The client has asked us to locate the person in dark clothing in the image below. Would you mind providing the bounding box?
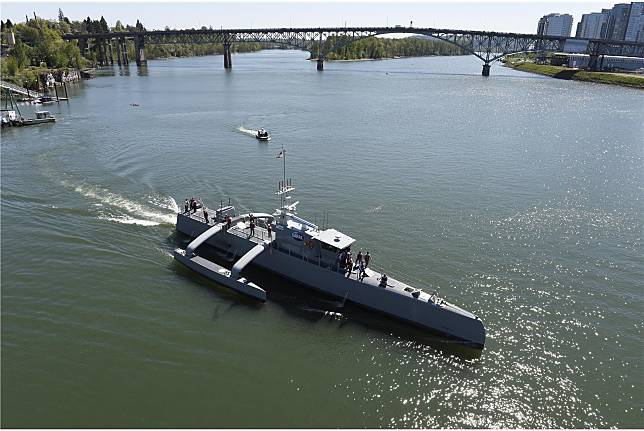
[249,220,255,237]
[226,215,232,230]
[203,209,209,224]
[358,260,366,282]
[378,273,388,288]
[184,199,189,214]
[267,223,272,239]
[338,250,347,270]
[364,251,371,268]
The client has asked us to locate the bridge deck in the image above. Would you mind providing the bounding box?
[1,80,43,98]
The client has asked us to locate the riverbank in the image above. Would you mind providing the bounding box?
[504,61,644,89]
[309,54,467,63]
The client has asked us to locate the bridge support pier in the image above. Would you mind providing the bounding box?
[223,43,232,69]
[135,35,147,67]
[97,39,105,66]
[116,39,122,66]
[482,63,491,76]
[317,58,324,71]
[108,40,114,65]
[121,39,129,66]
[588,54,605,71]
[79,39,87,58]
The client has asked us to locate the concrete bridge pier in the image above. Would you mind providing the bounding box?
[79,39,87,58]
[482,63,491,76]
[96,39,104,66]
[135,35,147,66]
[120,38,129,66]
[317,57,324,71]
[223,43,232,69]
[588,54,605,71]
[115,39,122,66]
[108,40,114,65]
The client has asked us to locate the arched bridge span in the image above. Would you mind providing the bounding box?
[63,26,644,76]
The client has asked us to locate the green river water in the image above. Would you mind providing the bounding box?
[1,50,642,428]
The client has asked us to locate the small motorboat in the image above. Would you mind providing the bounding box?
[40,95,56,105]
[21,111,56,126]
[256,128,271,141]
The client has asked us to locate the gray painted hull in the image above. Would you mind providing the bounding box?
[176,213,485,348]
[174,249,267,301]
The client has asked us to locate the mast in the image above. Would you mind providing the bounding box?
[275,144,296,213]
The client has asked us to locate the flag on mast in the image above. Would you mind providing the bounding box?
[276,150,283,159]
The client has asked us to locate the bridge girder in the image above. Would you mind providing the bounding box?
[63,27,644,63]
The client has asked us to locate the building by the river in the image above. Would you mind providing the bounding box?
[537,13,574,37]
[575,2,644,42]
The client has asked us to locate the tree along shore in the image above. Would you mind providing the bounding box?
[1,12,463,91]
[503,55,644,90]
[0,13,261,90]
[309,35,464,60]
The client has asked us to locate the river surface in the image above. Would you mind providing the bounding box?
[1,50,642,428]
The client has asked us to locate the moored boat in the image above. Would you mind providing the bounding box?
[21,111,56,125]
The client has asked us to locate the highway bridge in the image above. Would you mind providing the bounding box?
[62,26,644,76]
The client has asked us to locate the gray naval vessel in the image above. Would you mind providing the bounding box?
[174,157,485,349]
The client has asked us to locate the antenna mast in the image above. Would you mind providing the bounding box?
[275,144,296,212]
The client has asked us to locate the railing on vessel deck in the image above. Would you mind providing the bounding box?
[186,210,439,299]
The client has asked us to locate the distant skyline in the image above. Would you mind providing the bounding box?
[1,2,624,35]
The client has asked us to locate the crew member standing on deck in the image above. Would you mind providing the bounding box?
[338,250,347,269]
[355,250,364,270]
[184,199,189,214]
[249,219,255,237]
[358,259,366,282]
[345,255,353,277]
[267,223,272,239]
[203,208,209,224]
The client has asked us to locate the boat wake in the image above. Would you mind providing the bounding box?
[236,126,258,137]
[61,177,179,227]
[301,306,346,320]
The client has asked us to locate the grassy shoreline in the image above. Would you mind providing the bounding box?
[504,61,644,89]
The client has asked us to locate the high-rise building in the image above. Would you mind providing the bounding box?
[625,2,644,41]
[537,13,574,37]
[576,12,610,38]
[574,3,644,41]
[603,3,632,40]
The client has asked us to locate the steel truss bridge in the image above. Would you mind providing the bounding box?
[63,26,644,75]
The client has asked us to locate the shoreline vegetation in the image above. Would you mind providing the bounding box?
[6,12,638,91]
[0,12,265,90]
[503,55,644,90]
[1,12,464,91]
[308,35,464,61]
